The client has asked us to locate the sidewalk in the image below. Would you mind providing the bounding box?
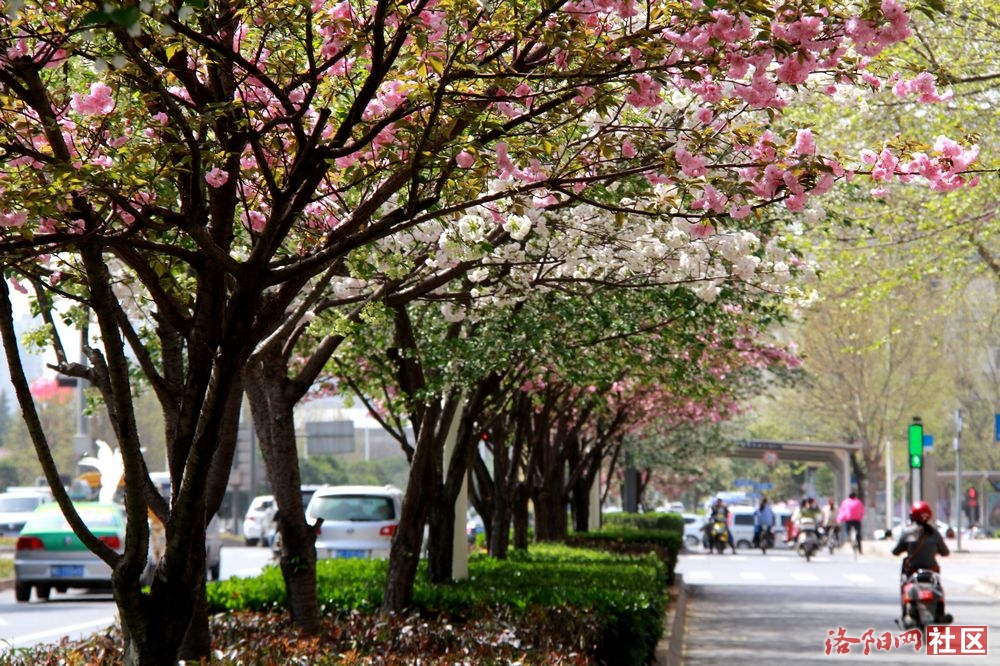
[659,536,1000,665]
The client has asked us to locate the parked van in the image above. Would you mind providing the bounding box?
[729,505,793,549]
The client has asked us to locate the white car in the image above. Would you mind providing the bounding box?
[729,505,793,549]
[681,513,704,548]
[242,495,277,547]
[306,485,403,559]
[0,491,53,537]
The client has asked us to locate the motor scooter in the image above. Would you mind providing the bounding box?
[899,569,953,629]
[708,519,730,554]
[796,518,820,561]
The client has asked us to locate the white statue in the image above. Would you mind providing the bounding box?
[78,440,125,503]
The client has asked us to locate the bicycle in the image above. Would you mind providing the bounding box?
[845,522,861,559]
[825,525,841,554]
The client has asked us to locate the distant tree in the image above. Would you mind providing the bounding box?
[347,458,410,489]
[298,455,348,486]
[0,460,21,489]
[0,390,10,446]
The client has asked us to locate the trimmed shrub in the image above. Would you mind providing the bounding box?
[602,510,685,535]
[206,544,668,665]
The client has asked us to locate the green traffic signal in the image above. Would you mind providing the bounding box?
[908,422,923,469]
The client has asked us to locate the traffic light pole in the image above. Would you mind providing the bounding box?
[909,418,923,503]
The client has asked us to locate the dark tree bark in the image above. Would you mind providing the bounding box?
[244,342,324,633]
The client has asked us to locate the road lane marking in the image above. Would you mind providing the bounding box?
[791,572,819,582]
[844,574,873,584]
[1,617,116,650]
[739,571,765,581]
[684,571,713,580]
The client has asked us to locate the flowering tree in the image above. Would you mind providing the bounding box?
[0,0,979,660]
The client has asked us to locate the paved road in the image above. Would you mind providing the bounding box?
[677,538,1000,664]
[0,545,274,652]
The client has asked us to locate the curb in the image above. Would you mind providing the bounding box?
[655,573,687,666]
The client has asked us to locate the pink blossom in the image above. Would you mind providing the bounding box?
[0,210,28,227]
[8,277,27,294]
[776,51,817,85]
[785,192,808,211]
[793,129,816,156]
[70,82,115,116]
[624,74,663,108]
[860,71,882,90]
[692,184,727,213]
[892,72,951,102]
[729,204,751,220]
[245,210,267,232]
[621,139,637,159]
[811,172,836,196]
[675,145,706,178]
[689,221,715,238]
[205,168,230,188]
[495,142,520,180]
[871,148,898,181]
[573,86,596,104]
[456,150,474,168]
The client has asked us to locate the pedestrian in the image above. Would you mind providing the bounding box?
[821,497,839,546]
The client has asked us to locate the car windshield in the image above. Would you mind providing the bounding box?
[0,496,42,512]
[251,498,274,512]
[27,507,120,531]
[311,495,395,522]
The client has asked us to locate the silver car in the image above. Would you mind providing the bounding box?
[306,485,403,559]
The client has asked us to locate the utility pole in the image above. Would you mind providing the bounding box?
[954,409,963,552]
[71,325,92,458]
[885,440,893,533]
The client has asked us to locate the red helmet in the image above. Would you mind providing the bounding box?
[910,500,932,524]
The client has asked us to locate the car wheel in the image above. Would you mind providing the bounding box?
[736,540,751,550]
[209,561,221,581]
[685,535,700,548]
[245,537,259,547]
[35,585,51,601]
[15,582,31,602]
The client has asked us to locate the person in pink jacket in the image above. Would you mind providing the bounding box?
[838,492,865,554]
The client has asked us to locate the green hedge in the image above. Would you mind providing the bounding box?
[601,510,685,535]
[207,544,667,665]
[575,512,684,586]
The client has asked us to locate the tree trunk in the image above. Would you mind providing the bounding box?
[512,481,530,550]
[533,481,568,541]
[571,477,591,533]
[383,419,441,613]
[425,482,452,583]
[245,353,321,633]
[116,528,206,665]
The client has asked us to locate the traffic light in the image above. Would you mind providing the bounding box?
[908,420,923,469]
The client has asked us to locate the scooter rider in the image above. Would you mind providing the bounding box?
[705,497,737,554]
[794,497,821,549]
[892,501,951,620]
[753,496,776,548]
